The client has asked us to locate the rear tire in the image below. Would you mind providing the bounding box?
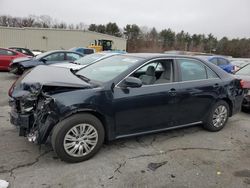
[51,113,104,163]
[203,101,229,132]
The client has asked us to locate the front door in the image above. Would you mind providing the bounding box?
[113,59,179,137]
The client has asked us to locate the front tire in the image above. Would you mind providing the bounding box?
[51,113,104,163]
[10,65,24,75]
[203,101,229,132]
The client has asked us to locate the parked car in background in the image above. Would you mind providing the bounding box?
[234,63,250,111]
[9,50,83,75]
[9,47,35,57]
[9,54,244,162]
[197,55,236,73]
[52,52,125,70]
[32,50,44,56]
[231,60,249,71]
[0,48,29,71]
[70,47,95,55]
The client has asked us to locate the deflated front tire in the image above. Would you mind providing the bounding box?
[51,113,105,163]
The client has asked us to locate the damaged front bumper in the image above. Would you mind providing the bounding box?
[9,94,58,144]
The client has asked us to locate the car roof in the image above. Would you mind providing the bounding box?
[70,47,94,50]
[39,50,83,56]
[0,47,15,51]
[48,50,82,53]
[195,55,229,60]
[98,51,124,56]
[0,47,22,53]
[121,53,205,60]
[9,47,29,50]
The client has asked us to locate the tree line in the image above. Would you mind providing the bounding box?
[0,15,250,57]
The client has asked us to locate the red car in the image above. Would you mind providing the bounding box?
[0,48,29,71]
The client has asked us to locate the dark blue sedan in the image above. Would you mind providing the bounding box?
[9,53,244,162]
[9,50,83,75]
[197,55,235,73]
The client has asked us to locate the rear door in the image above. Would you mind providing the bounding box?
[174,58,221,125]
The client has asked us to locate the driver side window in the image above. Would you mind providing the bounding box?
[131,59,173,85]
[44,53,65,61]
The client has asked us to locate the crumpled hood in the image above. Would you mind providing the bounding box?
[12,56,33,63]
[9,65,92,99]
[12,58,42,68]
[51,62,86,70]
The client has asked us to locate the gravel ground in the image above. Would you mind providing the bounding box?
[0,71,249,188]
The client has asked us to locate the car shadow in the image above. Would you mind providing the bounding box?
[0,71,18,80]
[107,125,203,148]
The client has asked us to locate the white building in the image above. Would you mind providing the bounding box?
[0,26,127,51]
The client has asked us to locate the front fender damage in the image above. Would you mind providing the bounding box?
[10,82,60,144]
[28,95,59,144]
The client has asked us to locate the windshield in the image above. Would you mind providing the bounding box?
[76,55,143,82]
[75,53,105,65]
[35,51,53,59]
[236,64,250,75]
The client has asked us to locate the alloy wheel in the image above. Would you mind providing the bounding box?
[212,105,228,128]
[63,124,98,157]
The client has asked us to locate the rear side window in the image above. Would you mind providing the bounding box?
[76,49,84,54]
[217,58,229,66]
[66,53,82,61]
[177,59,218,81]
[0,49,16,55]
[210,58,218,65]
[84,49,94,54]
[207,68,219,79]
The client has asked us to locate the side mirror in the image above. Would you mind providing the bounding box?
[122,77,142,88]
[40,58,47,63]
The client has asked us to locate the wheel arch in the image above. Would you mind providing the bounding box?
[220,98,233,116]
[60,109,109,140]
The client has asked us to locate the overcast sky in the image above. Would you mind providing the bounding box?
[0,0,250,39]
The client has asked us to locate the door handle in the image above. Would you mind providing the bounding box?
[168,88,177,96]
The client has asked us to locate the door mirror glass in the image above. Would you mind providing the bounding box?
[122,77,142,88]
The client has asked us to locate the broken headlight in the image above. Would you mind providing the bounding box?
[20,99,36,113]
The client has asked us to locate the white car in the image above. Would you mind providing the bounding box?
[51,52,123,70]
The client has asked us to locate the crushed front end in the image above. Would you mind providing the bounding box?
[9,82,59,144]
[8,65,96,145]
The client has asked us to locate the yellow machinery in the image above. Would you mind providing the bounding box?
[88,39,113,52]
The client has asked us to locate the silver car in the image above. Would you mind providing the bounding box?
[51,52,124,70]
